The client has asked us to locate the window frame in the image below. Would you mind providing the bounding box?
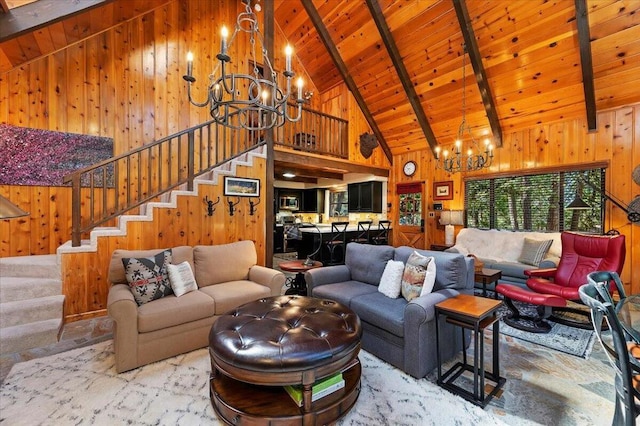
[463,162,607,234]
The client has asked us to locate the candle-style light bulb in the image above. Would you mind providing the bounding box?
[221,26,229,55]
[285,45,293,73]
[297,77,304,101]
[443,150,449,159]
[467,149,473,157]
[186,52,193,77]
[435,146,441,159]
[454,139,461,154]
[262,90,269,105]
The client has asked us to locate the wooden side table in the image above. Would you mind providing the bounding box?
[474,268,502,298]
[279,260,323,296]
[435,294,505,408]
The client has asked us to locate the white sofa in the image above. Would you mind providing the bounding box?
[446,228,562,289]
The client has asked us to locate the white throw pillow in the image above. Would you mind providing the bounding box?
[378,260,405,299]
[420,257,437,296]
[167,261,198,297]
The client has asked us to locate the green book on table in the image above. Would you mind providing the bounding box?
[284,372,345,407]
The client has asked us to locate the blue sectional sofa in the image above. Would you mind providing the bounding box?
[304,242,474,378]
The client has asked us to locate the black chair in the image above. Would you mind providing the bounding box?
[579,274,640,426]
[325,221,349,265]
[351,220,372,244]
[371,220,391,245]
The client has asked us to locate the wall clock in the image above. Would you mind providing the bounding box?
[403,160,417,177]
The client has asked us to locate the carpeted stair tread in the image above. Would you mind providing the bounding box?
[0,277,61,302]
[0,295,65,328]
[0,318,63,355]
[0,255,59,278]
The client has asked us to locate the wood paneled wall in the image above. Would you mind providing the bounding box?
[391,104,640,294]
[59,155,267,321]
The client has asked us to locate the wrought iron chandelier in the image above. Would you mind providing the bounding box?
[183,0,303,131]
[435,45,493,173]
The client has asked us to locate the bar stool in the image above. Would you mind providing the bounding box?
[351,220,372,244]
[371,220,391,245]
[325,221,349,265]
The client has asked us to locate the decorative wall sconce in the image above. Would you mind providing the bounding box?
[249,198,261,216]
[227,197,241,216]
[203,196,220,216]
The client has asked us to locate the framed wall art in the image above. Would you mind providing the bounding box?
[433,181,454,200]
[224,177,260,197]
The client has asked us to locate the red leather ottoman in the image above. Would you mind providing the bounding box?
[496,283,566,333]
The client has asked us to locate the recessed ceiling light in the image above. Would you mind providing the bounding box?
[282,172,296,178]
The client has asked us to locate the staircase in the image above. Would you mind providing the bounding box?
[0,255,64,355]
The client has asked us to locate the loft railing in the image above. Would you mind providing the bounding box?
[63,107,348,246]
[274,106,348,158]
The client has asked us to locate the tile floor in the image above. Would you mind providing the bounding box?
[0,259,615,425]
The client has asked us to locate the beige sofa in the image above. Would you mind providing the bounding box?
[107,240,285,373]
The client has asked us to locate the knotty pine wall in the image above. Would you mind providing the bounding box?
[0,0,363,259]
[60,155,267,321]
[391,104,639,294]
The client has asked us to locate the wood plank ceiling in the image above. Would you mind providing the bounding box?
[1,0,639,159]
[275,0,640,156]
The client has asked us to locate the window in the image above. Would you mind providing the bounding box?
[465,168,604,233]
[329,190,348,217]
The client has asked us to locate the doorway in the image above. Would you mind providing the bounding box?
[396,182,425,249]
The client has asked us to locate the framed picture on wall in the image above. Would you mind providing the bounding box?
[224,177,260,197]
[433,181,453,200]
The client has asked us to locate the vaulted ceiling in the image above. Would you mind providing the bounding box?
[275,0,640,157]
[2,0,639,160]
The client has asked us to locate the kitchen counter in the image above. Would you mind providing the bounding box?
[295,223,392,263]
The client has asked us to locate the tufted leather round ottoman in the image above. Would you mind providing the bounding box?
[208,295,362,425]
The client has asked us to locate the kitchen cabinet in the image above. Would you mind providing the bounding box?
[348,181,382,213]
[301,189,325,213]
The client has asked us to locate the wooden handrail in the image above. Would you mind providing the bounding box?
[63,108,349,247]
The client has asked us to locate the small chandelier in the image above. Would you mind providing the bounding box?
[434,45,493,173]
[183,0,303,131]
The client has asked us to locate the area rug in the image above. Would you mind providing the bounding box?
[0,340,518,426]
[488,293,596,359]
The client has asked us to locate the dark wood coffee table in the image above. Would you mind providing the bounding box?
[209,295,362,425]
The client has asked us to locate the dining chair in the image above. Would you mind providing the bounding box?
[351,220,372,244]
[324,221,349,265]
[579,279,640,426]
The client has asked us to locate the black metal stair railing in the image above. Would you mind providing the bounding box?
[62,106,348,247]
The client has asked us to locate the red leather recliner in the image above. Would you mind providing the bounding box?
[497,231,626,332]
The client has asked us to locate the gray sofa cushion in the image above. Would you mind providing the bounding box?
[345,243,395,286]
[351,292,407,337]
[312,280,378,307]
[394,247,469,291]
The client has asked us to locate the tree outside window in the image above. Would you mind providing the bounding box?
[465,168,604,233]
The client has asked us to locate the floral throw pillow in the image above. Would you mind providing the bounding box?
[401,251,433,302]
[122,249,173,306]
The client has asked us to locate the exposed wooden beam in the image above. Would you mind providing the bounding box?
[275,150,390,178]
[0,0,9,14]
[301,0,393,164]
[275,164,343,180]
[452,0,503,147]
[365,0,438,157]
[575,0,597,131]
[0,0,110,42]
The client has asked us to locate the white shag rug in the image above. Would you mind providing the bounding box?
[0,341,520,426]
